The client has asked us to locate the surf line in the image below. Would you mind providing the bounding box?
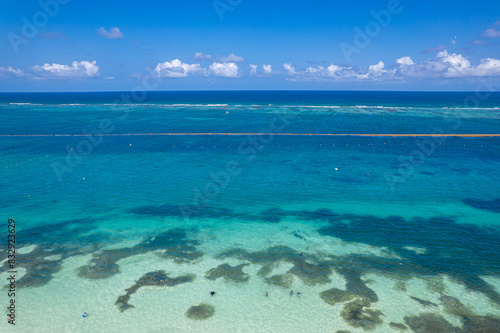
[0,133,499,138]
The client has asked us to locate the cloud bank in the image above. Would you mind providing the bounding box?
[154,59,203,78]
[32,61,100,78]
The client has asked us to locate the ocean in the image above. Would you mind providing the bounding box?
[0,91,499,332]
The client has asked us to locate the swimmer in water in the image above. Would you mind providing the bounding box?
[294,249,297,252]
[290,290,294,295]
[210,290,216,296]
[82,312,87,318]
[265,292,268,297]
[307,246,309,250]
[298,292,302,297]
[300,252,304,256]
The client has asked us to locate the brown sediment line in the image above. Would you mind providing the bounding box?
[0,133,498,138]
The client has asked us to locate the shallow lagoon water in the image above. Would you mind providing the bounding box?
[0,91,499,332]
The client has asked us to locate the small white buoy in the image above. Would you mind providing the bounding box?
[335,168,338,171]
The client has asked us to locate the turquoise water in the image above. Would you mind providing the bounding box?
[1,91,499,332]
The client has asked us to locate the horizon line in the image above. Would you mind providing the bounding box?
[1,89,500,94]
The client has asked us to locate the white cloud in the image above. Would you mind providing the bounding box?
[32,60,100,78]
[249,64,258,76]
[478,21,500,39]
[195,52,212,60]
[437,50,471,77]
[263,64,272,75]
[154,59,203,78]
[97,27,124,39]
[283,63,296,75]
[396,56,414,66]
[210,62,239,78]
[395,51,500,78]
[368,61,386,76]
[482,28,500,38]
[249,64,272,76]
[0,66,26,77]
[218,53,244,62]
[437,51,500,77]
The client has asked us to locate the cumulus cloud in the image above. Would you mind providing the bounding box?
[218,53,244,62]
[154,59,203,78]
[97,27,124,39]
[283,63,296,75]
[32,60,100,78]
[210,62,239,77]
[40,32,67,40]
[396,56,415,66]
[249,64,272,76]
[195,52,212,60]
[437,51,500,77]
[263,64,272,75]
[249,64,258,76]
[394,51,500,78]
[0,66,26,77]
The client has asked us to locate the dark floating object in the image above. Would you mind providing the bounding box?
[410,296,438,307]
[115,270,195,312]
[185,303,215,320]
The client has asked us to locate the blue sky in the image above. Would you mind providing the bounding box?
[1,0,500,91]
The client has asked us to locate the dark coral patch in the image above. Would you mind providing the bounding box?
[315,211,500,303]
[440,295,473,318]
[185,303,215,320]
[260,207,285,223]
[1,218,102,288]
[115,270,195,312]
[205,263,249,283]
[462,315,500,333]
[463,198,500,213]
[78,228,203,279]
[439,295,500,332]
[216,245,334,286]
[319,288,357,306]
[389,322,408,331]
[340,298,384,331]
[265,274,293,288]
[404,313,460,333]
